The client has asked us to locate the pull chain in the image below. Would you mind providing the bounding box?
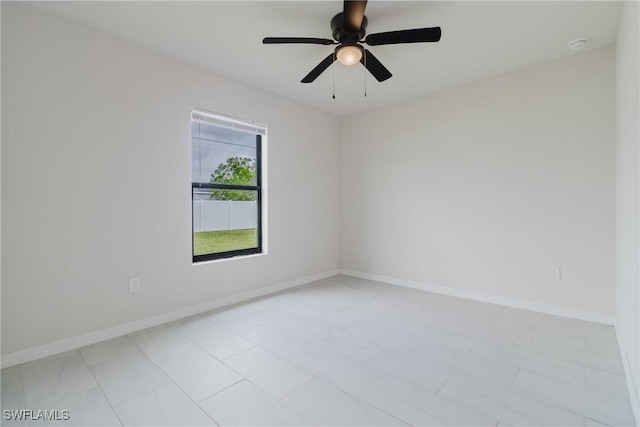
[332,51,336,99]
[364,49,367,97]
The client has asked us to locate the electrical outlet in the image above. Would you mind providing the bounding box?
[129,277,141,293]
[355,246,362,256]
[548,266,561,281]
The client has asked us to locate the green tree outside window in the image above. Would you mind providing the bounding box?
[209,157,257,201]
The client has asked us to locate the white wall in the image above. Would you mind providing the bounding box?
[341,46,616,315]
[615,0,640,419]
[1,3,341,355]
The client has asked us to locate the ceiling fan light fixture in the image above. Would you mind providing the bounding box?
[336,45,362,66]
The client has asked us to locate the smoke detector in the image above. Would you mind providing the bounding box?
[567,39,588,51]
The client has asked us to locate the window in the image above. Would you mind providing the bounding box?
[191,110,265,262]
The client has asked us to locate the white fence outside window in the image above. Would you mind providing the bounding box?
[193,200,257,232]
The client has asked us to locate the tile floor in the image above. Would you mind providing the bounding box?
[1,275,635,426]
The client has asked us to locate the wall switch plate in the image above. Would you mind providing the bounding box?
[129,277,141,293]
[355,246,362,256]
[548,266,561,281]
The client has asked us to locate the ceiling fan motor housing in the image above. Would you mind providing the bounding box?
[331,13,368,43]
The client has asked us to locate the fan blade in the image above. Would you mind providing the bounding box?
[343,0,368,33]
[360,49,392,82]
[263,37,336,45]
[301,53,336,83]
[365,27,441,46]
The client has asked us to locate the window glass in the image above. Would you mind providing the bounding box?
[191,111,263,262]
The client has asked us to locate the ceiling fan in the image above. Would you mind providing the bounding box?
[262,0,441,83]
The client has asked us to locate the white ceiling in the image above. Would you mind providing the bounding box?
[28,1,623,116]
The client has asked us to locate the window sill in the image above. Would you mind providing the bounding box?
[192,252,266,266]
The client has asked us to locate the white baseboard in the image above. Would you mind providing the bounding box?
[340,269,616,325]
[0,269,340,369]
[616,322,640,426]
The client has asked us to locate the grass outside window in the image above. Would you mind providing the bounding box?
[193,228,257,256]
